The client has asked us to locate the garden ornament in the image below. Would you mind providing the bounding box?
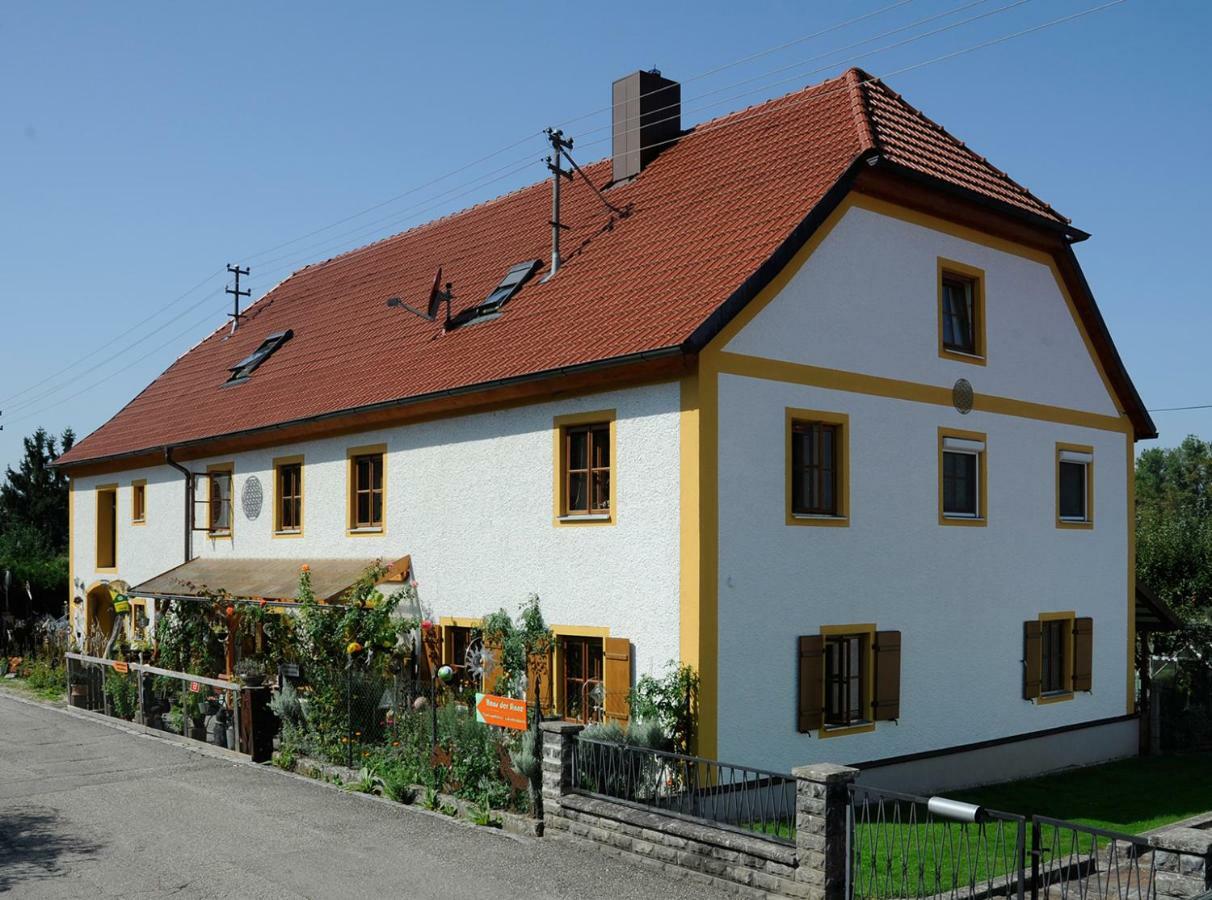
[437,664,454,683]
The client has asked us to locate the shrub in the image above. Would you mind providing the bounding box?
[24,660,66,697]
[628,661,699,753]
[103,669,138,720]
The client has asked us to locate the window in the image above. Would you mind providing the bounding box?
[207,466,233,535]
[786,410,848,526]
[824,633,865,727]
[448,259,542,328]
[96,485,117,569]
[1023,614,1092,702]
[131,481,146,525]
[1057,444,1093,527]
[348,446,385,533]
[559,635,605,724]
[938,259,985,363]
[939,429,986,524]
[797,627,900,736]
[1041,618,1068,694]
[274,457,303,535]
[554,411,616,523]
[227,330,293,383]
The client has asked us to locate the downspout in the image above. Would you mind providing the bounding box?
[164,447,193,565]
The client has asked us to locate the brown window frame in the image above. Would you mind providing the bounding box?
[207,467,233,536]
[131,481,146,525]
[95,485,118,570]
[555,414,615,525]
[937,259,986,364]
[349,450,385,532]
[1041,617,1070,695]
[791,421,840,516]
[559,635,606,724]
[274,458,303,535]
[823,633,867,727]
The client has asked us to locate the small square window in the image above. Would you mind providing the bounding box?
[791,422,839,516]
[208,469,232,535]
[132,482,146,524]
[1057,446,1093,526]
[348,449,385,532]
[275,459,303,534]
[554,413,615,523]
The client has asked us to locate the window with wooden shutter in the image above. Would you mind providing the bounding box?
[603,636,631,725]
[1072,617,1093,692]
[1023,620,1042,700]
[482,637,506,694]
[418,623,443,680]
[872,631,901,721]
[797,635,824,733]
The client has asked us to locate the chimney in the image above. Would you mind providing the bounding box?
[612,69,680,184]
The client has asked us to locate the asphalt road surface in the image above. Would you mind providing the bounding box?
[0,693,725,899]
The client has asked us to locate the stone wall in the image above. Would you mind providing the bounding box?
[540,722,855,900]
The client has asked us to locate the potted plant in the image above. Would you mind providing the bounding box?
[235,657,268,688]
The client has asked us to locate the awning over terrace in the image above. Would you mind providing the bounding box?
[1136,581,1183,633]
[129,555,411,605]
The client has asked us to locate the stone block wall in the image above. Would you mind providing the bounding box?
[539,722,857,900]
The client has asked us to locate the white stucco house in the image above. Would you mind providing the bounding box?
[55,67,1155,790]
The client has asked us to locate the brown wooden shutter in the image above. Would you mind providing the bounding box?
[441,627,455,667]
[419,624,443,680]
[872,631,901,721]
[1023,620,1042,700]
[1072,617,1094,692]
[798,635,824,733]
[603,637,632,724]
[481,637,505,694]
[526,649,553,715]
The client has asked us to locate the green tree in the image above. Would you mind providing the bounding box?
[1136,435,1212,625]
[0,427,75,551]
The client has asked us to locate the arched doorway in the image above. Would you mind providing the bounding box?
[84,583,119,656]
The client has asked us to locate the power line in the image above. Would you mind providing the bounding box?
[1148,405,1212,413]
[9,0,1127,428]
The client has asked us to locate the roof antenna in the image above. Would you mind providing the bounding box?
[387,266,453,326]
[225,264,250,334]
[543,128,573,282]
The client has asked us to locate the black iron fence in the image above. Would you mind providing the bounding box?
[571,736,798,845]
[851,783,1202,900]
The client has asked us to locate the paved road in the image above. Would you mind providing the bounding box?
[0,694,724,899]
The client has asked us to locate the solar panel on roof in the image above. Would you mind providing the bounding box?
[227,330,293,383]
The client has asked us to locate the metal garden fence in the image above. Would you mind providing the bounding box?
[571,736,798,844]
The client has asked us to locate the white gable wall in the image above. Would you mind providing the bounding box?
[724,203,1121,417]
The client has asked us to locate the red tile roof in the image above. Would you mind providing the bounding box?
[57,69,1120,466]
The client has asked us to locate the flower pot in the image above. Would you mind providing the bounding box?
[69,684,89,708]
[241,674,266,688]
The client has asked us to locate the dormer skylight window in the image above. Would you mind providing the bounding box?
[227,329,292,383]
[447,260,542,329]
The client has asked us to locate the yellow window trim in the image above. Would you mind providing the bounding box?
[817,623,877,739]
[130,479,147,526]
[785,408,850,527]
[346,444,387,537]
[552,410,617,526]
[1036,610,1076,704]
[206,463,234,539]
[937,257,987,366]
[273,454,305,538]
[938,427,988,527]
[1055,442,1094,530]
[95,483,119,573]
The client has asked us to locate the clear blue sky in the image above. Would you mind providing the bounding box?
[2,0,1208,470]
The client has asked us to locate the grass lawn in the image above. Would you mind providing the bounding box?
[953,752,1212,834]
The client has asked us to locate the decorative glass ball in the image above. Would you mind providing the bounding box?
[437,665,454,683]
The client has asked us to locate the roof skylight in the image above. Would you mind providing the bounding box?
[227,330,293,383]
[447,260,542,329]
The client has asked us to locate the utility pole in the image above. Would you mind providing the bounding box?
[226,264,250,332]
[544,128,573,281]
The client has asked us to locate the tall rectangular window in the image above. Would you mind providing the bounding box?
[275,459,303,535]
[939,431,986,523]
[1057,445,1093,526]
[560,635,605,723]
[208,468,232,535]
[563,423,610,516]
[938,260,985,363]
[96,486,117,569]
[791,421,838,516]
[131,481,146,524]
[350,450,385,531]
[824,633,866,727]
[1041,618,1069,694]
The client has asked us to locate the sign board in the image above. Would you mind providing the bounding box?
[113,661,129,674]
[189,681,201,694]
[475,692,528,731]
